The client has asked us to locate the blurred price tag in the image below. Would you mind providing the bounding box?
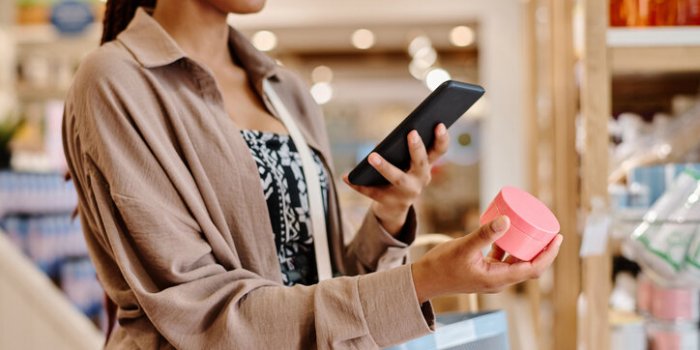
[580,211,611,257]
[51,1,94,35]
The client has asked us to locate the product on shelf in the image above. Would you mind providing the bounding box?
[687,233,700,277]
[16,0,107,27]
[610,0,639,26]
[1,214,87,278]
[0,171,78,216]
[628,170,700,284]
[16,1,51,25]
[610,0,700,27]
[610,101,700,184]
[60,257,104,320]
[610,311,647,350]
[631,272,700,350]
[677,0,700,25]
[0,170,102,325]
[648,0,678,26]
[636,273,653,315]
[647,321,700,350]
[629,164,700,206]
[648,282,700,322]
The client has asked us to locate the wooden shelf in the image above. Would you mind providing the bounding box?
[608,27,700,74]
[608,27,700,47]
[16,83,69,101]
[13,23,100,48]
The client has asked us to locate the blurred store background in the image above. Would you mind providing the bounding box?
[0,0,700,350]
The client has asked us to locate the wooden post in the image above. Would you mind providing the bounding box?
[523,0,544,348]
[549,0,582,349]
[580,0,612,349]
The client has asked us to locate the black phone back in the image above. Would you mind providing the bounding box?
[348,80,485,186]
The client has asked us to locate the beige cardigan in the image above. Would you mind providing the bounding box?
[62,9,433,350]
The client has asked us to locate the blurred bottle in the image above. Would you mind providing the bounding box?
[648,0,678,26]
[613,0,700,27]
[677,0,700,25]
[611,0,625,26]
[638,0,652,26]
[611,0,641,26]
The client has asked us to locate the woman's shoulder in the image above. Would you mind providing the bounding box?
[70,41,145,97]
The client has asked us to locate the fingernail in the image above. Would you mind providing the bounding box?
[491,216,509,232]
[438,124,447,135]
[369,153,382,166]
[410,131,420,145]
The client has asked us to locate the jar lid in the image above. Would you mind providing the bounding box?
[496,186,560,241]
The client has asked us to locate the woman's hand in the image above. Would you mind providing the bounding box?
[412,216,563,303]
[343,124,450,235]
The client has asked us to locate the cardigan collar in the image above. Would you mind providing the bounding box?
[117,7,279,83]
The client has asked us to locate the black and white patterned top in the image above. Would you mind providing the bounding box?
[240,129,329,286]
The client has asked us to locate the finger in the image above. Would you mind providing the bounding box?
[368,153,411,188]
[407,130,430,182]
[343,174,383,201]
[464,216,510,252]
[482,260,531,289]
[487,244,506,261]
[530,234,563,273]
[503,254,521,264]
[491,234,563,285]
[428,123,449,163]
[484,260,535,288]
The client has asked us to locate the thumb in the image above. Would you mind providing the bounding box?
[465,216,510,251]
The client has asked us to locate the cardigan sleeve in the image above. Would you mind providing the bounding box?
[63,56,433,350]
[346,207,417,272]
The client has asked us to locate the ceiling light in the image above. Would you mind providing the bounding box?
[408,35,432,57]
[412,47,437,68]
[252,30,277,52]
[449,26,475,47]
[351,29,375,50]
[408,60,429,80]
[310,82,333,105]
[425,68,451,91]
[311,65,333,83]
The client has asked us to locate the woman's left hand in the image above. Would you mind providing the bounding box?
[343,123,450,235]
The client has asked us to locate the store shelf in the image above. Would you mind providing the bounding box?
[17,84,69,101]
[13,23,101,46]
[608,27,700,74]
[608,27,700,47]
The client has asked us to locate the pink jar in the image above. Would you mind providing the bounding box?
[650,285,699,322]
[636,273,652,315]
[480,186,560,261]
[648,322,699,350]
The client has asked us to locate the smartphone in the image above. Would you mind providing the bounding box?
[348,80,485,186]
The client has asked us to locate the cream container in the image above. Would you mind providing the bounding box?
[480,186,560,261]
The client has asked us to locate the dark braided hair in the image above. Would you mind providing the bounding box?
[101,0,157,45]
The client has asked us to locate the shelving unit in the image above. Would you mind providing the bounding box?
[579,1,611,350]
[1,4,106,336]
[608,27,700,73]
[547,2,700,349]
[13,23,101,46]
[608,26,700,47]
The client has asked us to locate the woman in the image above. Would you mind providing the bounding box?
[63,0,563,348]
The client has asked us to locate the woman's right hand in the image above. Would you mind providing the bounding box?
[411,216,563,303]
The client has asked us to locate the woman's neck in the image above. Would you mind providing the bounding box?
[152,0,231,67]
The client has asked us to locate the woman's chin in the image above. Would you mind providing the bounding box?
[209,0,267,15]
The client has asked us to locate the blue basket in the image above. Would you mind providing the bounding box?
[388,310,509,350]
